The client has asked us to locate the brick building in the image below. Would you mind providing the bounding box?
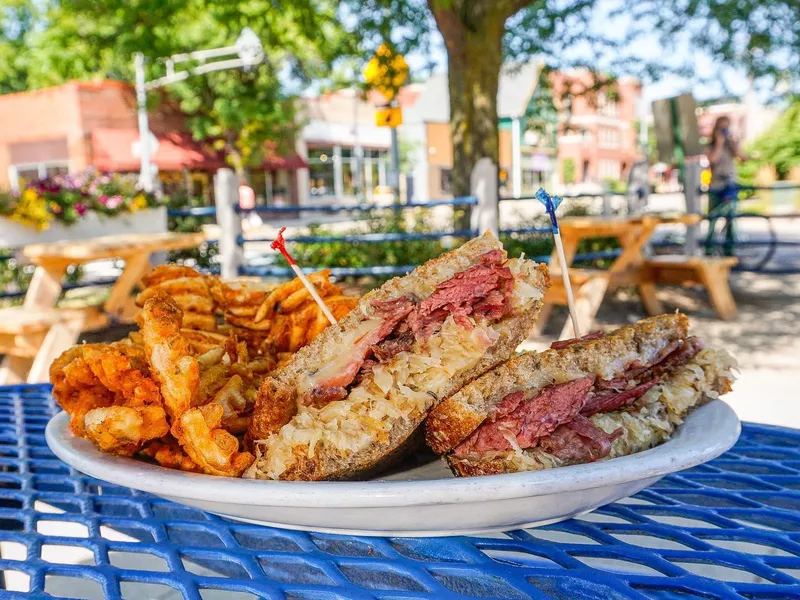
[403,63,558,200]
[0,80,305,204]
[552,71,642,186]
[402,66,642,199]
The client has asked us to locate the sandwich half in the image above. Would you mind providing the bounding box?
[426,314,737,476]
[245,232,550,480]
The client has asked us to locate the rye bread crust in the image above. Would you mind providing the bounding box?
[446,371,731,477]
[425,313,690,454]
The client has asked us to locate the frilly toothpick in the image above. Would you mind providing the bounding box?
[271,227,338,325]
[535,187,581,338]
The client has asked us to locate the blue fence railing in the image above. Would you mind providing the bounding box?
[4,185,800,303]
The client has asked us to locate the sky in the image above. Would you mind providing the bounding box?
[401,1,766,112]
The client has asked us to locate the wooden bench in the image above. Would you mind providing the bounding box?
[0,307,89,384]
[538,268,610,339]
[642,256,739,320]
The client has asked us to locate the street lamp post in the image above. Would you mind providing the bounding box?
[133,27,264,192]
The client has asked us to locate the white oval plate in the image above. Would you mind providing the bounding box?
[46,401,740,537]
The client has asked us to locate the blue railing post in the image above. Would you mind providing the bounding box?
[214,169,244,280]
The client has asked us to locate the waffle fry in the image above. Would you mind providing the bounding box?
[51,264,361,477]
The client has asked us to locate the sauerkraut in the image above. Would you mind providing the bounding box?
[507,258,545,309]
[593,346,737,459]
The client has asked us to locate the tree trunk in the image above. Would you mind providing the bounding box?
[226,136,251,185]
[430,2,506,229]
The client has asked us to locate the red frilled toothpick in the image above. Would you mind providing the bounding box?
[271,227,338,325]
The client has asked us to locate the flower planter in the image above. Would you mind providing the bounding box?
[0,207,167,249]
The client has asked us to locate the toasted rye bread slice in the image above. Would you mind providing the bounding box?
[425,313,690,455]
[248,231,549,442]
[247,302,545,481]
[446,348,736,476]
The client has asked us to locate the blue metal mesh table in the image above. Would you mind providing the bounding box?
[2,383,799,600]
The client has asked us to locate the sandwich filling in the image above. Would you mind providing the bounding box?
[297,250,533,407]
[250,251,544,479]
[453,335,705,463]
[450,345,736,474]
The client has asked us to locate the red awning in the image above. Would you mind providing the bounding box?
[263,154,308,170]
[91,128,308,172]
[90,129,225,172]
[262,140,308,171]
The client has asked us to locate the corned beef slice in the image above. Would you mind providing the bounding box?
[309,250,514,403]
[537,415,622,463]
[454,376,595,454]
[308,296,414,404]
[407,249,513,340]
[454,335,703,457]
[580,379,661,416]
[583,337,702,415]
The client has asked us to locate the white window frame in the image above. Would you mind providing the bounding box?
[9,160,72,193]
[598,159,621,180]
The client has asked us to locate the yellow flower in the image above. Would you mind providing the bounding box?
[131,194,148,212]
[12,188,53,231]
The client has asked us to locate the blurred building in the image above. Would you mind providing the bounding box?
[0,80,306,204]
[295,88,415,205]
[551,71,642,188]
[696,91,779,145]
[402,65,642,200]
[403,63,559,200]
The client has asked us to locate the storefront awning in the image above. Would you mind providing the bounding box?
[91,129,225,172]
[92,128,309,172]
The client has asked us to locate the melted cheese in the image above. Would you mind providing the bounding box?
[296,317,383,395]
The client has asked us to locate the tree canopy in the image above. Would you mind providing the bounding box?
[0,0,352,176]
[1,0,797,191]
[340,0,799,195]
[743,100,800,181]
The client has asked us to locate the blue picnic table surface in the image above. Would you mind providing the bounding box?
[1,383,799,600]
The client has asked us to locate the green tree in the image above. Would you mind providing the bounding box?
[562,158,576,185]
[744,99,800,180]
[343,0,799,199]
[1,0,351,178]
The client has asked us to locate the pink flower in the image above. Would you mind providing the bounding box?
[99,195,108,205]
[75,203,87,216]
[106,195,123,209]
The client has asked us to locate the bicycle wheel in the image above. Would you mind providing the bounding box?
[719,213,777,271]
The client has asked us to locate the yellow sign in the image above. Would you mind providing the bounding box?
[364,43,408,101]
[375,107,403,128]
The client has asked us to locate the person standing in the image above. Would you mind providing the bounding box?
[705,116,746,256]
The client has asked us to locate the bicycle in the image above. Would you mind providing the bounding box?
[704,184,777,272]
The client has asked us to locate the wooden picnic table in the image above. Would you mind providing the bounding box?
[0,232,206,384]
[22,231,206,322]
[541,214,702,336]
[0,233,205,383]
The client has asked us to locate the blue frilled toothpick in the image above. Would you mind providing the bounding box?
[535,187,581,337]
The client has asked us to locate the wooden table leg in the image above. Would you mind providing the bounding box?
[638,281,664,316]
[27,312,86,383]
[103,252,152,320]
[697,263,738,320]
[23,260,70,310]
[558,276,609,340]
[0,356,33,385]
